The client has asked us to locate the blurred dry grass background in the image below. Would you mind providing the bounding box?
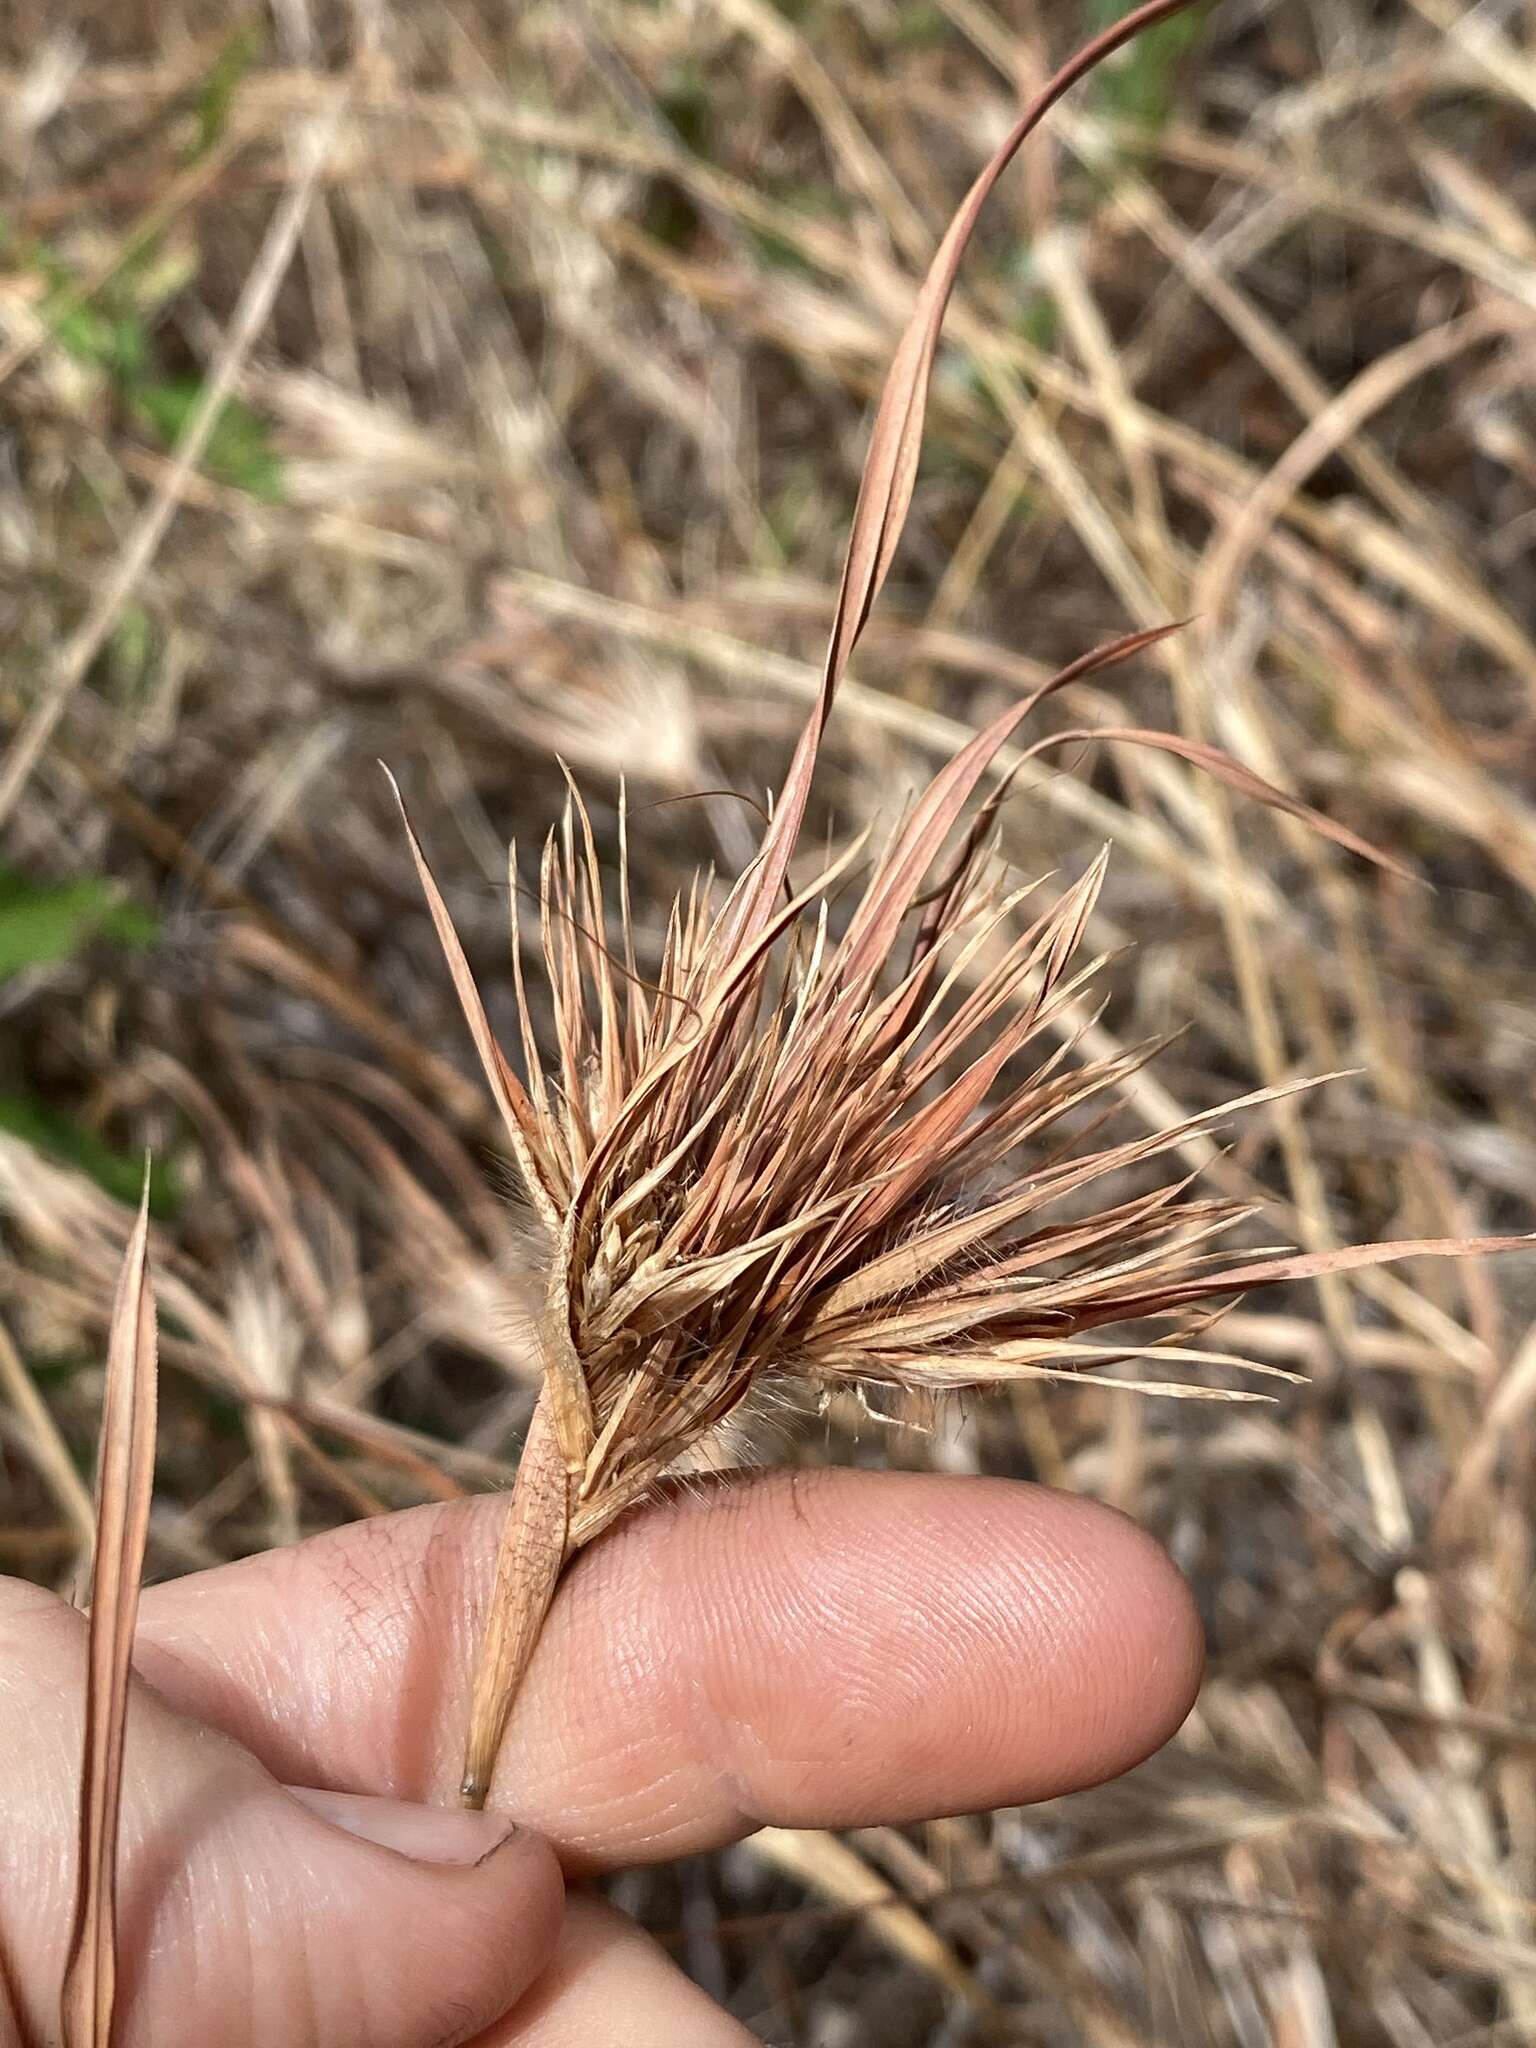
[3,0,1536,2040]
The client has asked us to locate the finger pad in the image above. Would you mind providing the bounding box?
[139,1469,1202,1867]
[502,1468,1202,1857]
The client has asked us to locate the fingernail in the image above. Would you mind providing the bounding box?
[286,1785,517,1866]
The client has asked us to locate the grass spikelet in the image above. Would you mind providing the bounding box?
[390,0,1534,1809]
[61,1172,158,2048]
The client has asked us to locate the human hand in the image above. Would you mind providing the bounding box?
[5,1467,1201,2045]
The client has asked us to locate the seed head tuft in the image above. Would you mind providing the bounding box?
[391,0,1531,1806]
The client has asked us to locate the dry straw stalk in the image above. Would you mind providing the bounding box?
[388,0,1530,1809]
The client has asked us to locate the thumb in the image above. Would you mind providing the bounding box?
[2,1580,562,2048]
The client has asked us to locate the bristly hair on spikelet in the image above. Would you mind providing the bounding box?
[388,0,1531,1808]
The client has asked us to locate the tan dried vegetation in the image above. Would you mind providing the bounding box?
[4,0,1536,2040]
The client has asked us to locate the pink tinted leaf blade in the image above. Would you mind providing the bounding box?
[61,1176,158,2048]
[724,2,1202,955]
[836,626,1183,982]
[1154,1234,1536,1306]
[1026,728,1413,879]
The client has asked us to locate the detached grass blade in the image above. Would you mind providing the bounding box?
[61,1175,158,2048]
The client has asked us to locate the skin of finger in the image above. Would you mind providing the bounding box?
[476,1897,756,2048]
[132,1469,1204,1869]
[0,1580,563,2048]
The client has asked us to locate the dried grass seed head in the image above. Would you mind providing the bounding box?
[394,0,1533,1810]
[397,0,1532,1555]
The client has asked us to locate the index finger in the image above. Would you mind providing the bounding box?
[133,1468,1202,1871]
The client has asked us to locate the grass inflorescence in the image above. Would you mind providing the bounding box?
[387,0,1528,1810]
